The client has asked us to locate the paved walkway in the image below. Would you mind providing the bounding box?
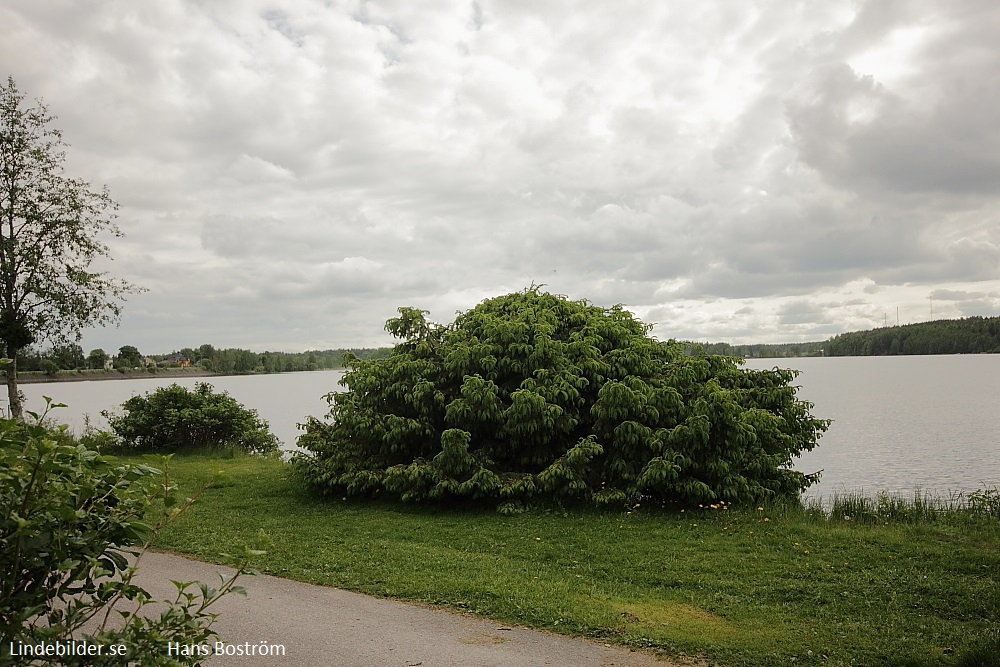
[132,552,682,667]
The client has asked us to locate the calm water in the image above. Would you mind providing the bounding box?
[19,371,347,453]
[19,356,1000,498]
[744,355,1000,499]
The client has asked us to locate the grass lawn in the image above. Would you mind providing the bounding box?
[119,452,1000,667]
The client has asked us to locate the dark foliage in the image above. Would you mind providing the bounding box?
[103,383,278,455]
[823,316,1000,356]
[698,316,1000,359]
[296,289,828,509]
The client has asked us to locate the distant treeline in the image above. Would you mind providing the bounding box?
[18,315,1000,372]
[691,341,826,358]
[822,316,1000,356]
[16,343,391,374]
[181,345,392,374]
[693,316,1000,358]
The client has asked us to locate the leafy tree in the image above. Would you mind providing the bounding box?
[49,343,85,370]
[38,359,58,376]
[87,347,108,369]
[115,345,143,369]
[0,76,141,418]
[195,343,215,362]
[296,289,829,509]
[104,383,279,455]
[232,349,258,374]
[1,404,254,666]
[6,348,37,372]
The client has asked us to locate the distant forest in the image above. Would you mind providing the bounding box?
[169,345,393,374]
[18,315,1000,373]
[694,315,1000,358]
[17,343,391,374]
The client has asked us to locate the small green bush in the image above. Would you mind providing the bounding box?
[0,412,247,665]
[104,383,278,455]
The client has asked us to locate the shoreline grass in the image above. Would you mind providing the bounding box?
[117,452,1000,667]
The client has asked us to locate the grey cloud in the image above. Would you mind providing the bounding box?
[953,295,1000,318]
[831,0,921,55]
[5,0,1000,353]
[786,3,1000,199]
[939,239,1000,282]
[805,323,845,336]
[930,289,986,301]
[711,95,785,171]
[777,300,834,326]
[262,9,306,46]
[198,208,412,264]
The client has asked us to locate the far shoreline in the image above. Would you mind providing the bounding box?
[14,368,219,384]
[12,367,348,384]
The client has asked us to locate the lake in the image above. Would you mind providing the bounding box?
[744,355,1000,499]
[18,371,345,452]
[18,356,1000,499]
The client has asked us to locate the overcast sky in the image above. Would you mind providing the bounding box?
[4,0,999,354]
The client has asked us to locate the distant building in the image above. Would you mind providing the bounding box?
[159,353,191,367]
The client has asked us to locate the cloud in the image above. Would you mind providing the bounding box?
[777,300,834,327]
[2,0,999,352]
[955,298,1000,318]
[930,289,985,301]
[786,2,1000,199]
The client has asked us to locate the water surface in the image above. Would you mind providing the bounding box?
[745,355,999,498]
[19,356,1000,498]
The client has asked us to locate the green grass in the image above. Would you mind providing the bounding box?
[117,452,1000,667]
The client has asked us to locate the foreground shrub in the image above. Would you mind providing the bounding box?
[104,383,278,455]
[296,288,829,508]
[0,410,249,666]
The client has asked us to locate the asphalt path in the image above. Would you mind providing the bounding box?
[129,551,683,667]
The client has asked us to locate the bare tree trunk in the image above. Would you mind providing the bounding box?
[5,349,22,419]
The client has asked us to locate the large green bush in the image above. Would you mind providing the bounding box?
[296,289,829,509]
[104,383,278,455]
[0,411,247,666]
